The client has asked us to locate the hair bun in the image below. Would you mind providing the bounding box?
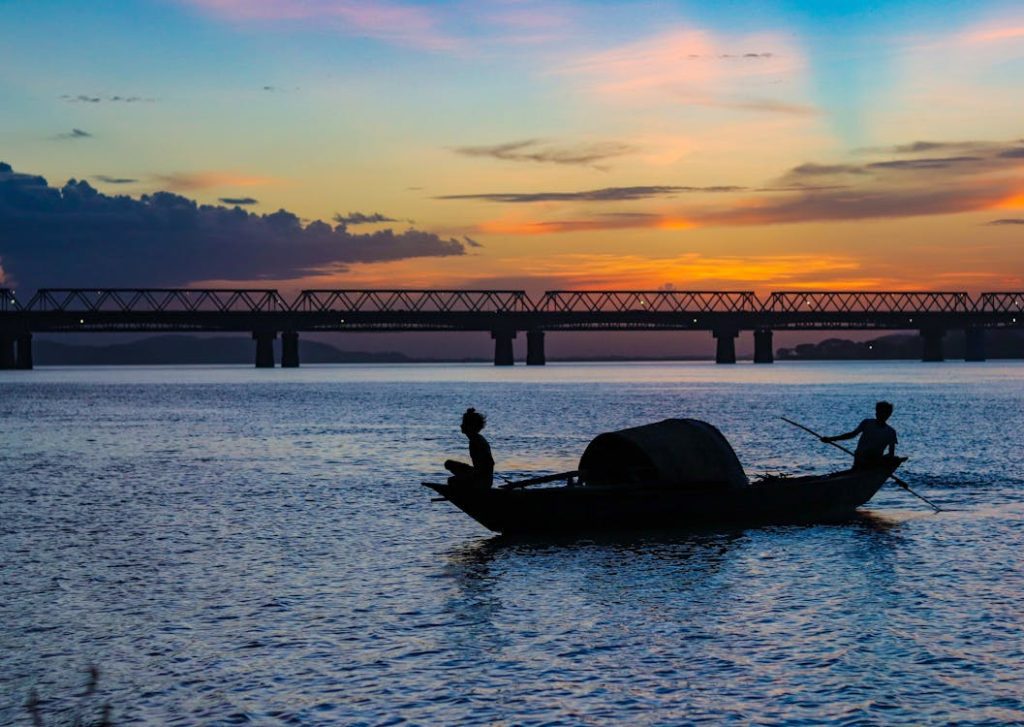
[466,407,476,413]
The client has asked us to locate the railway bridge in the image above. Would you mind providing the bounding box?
[1,288,1021,368]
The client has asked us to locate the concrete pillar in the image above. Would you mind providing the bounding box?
[753,328,774,364]
[281,331,300,368]
[0,335,14,369]
[964,327,986,362]
[15,333,32,370]
[526,330,546,366]
[491,330,515,366]
[713,328,737,364]
[253,331,276,368]
[920,328,945,362]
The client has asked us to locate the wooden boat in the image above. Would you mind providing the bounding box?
[424,419,904,534]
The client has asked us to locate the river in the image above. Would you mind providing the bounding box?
[2,362,1022,724]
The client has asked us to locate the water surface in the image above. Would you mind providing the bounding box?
[2,362,1023,724]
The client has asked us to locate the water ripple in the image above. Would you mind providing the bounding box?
[2,363,1023,724]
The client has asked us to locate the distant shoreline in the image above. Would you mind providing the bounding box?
[21,332,1024,365]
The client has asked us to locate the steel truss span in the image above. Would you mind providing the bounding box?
[765,291,972,313]
[294,290,532,314]
[23,289,288,314]
[538,291,759,313]
[977,293,1024,313]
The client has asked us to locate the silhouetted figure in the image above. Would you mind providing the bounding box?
[444,408,495,490]
[822,401,898,470]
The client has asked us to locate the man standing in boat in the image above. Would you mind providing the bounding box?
[822,401,898,470]
[444,408,494,489]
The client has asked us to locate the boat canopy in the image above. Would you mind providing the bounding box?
[578,418,748,489]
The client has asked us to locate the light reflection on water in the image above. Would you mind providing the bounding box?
[2,362,1023,724]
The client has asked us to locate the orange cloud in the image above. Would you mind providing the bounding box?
[990,191,1024,210]
[512,252,863,290]
[962,25,1024,44]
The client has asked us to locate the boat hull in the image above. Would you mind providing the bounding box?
[426,461,900,534]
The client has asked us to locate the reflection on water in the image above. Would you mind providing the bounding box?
[2,362,1023,724]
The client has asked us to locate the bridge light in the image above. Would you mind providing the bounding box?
[340,318,345,324]
[692,318,698,323]
[79,319,84,324]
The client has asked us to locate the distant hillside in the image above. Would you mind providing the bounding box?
[778,331,1024,360]
[33,335,413,365]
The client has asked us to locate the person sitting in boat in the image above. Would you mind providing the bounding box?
[444,408,494,490]
[821,401,898,470]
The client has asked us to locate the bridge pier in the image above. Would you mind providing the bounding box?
[526,330,546,365]
[492,330,516,366]
[16,333,32,369]
[253,331,276,368]
[713,328,738,364]
[920,328,945,362]
[0,335,14,369]
[753,329,774,364]
[281,331,300,368]
[964,327,986,362]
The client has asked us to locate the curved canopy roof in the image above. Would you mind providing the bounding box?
[578,418,748,489]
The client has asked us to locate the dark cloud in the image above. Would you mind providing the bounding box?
[985,219,1024,225]
[782,142,1024,184]
[698,97,817,116]
[95,175,138,185]
[60,94,154,103]
[463,235,483,248]
[867,156,982,171]
[788,163,869,177]
[54,129,92,141]
[727,98,815,116]
[756,184,850,192]
[473,136,1024,233]
[333,211,404,225]
[688,53,774,59]
[704,140,1024,225]
[451,139,634,167]
[476,184,1016,234]
[219,197,259,206]
[0,163,465,289]
[695,185,1008,227]
[858,140,1000,155]
[437,185,744,203]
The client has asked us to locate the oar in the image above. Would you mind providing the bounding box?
[780,416,942,512]
[499,470,579,490]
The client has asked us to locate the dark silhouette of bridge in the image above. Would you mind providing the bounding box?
[1,288,1021,368]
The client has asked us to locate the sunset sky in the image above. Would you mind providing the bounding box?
[2,0,1023,304]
